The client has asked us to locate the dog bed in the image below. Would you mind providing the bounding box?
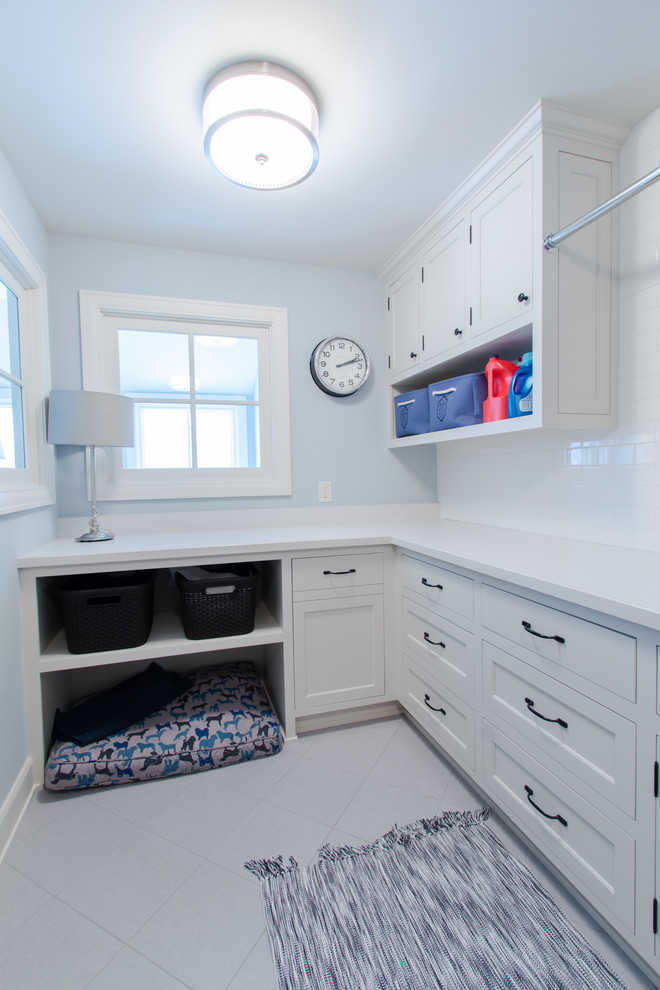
[44,660,282,791]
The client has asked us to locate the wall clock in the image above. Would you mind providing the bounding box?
[310,335,370,396]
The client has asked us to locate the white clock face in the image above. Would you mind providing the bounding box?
[310,336,370,396]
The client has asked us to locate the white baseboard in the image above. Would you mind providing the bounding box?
[295,701,403,735]
[0,759,35,863]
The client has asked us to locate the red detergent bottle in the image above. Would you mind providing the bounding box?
[483,355,518,422]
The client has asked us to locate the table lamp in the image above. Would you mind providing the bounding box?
[48,389,134,542]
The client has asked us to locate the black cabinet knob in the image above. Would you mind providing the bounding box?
[410,351,417,359]
[518,292,529,303]
[454,328,462,336]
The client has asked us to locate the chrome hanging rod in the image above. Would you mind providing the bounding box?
[543,163,660,250]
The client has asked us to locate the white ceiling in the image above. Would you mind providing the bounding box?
[2,0,660,273]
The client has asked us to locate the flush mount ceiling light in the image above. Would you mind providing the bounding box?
[202,60,319,190]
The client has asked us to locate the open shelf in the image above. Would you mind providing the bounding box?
[38,601,284,672]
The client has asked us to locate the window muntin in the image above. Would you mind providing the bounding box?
[117,327,260,471]
[79,290,290,500]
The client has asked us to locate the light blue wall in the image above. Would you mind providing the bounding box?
[48,234,437,519]
[0,152,57,804]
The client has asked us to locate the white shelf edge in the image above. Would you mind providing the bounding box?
[388,414,540,448]
[38,601,283,673]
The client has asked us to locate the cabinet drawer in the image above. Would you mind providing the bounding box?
[482,720,635,931]
[483,641,636,817]
[401,555,474,620]
[400,652,475,770]
[292,553,383,594]
[481,584,636,702]
[401,598,475,697]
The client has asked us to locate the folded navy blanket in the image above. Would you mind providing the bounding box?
[52,662,193,745]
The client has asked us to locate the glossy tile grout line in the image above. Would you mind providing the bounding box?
[0,717,655,990]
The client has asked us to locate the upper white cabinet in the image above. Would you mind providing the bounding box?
[470,158,534,339]
[381,101,629,446]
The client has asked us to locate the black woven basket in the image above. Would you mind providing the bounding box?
[175,563,258,639]
[57,570,156,654]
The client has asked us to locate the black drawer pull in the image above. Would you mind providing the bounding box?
[525,697,568,729]
[424,693,446,715]
[424,632,446,648]
[323,568,356,575]
[522,620,565,644]
[421,577,443,590]
[524,785,567,826]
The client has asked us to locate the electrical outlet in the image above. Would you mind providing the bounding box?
[319,481,332,503]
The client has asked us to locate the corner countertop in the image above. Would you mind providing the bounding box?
[17,516,660,631]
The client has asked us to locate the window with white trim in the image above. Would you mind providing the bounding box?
[79,290,291,500]
[0,212,52,515]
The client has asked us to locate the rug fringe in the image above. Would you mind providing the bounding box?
[318,807,490,862]
[244,808,490,879]
[244,855,299,879]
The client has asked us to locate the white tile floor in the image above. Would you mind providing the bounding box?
[0,716,656,990]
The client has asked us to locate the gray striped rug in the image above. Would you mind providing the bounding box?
[245,810,629,990]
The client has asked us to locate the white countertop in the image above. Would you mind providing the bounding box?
[17,514,660,630]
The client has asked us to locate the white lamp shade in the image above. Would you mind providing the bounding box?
[48,390,134,447]
[203,61,319,190]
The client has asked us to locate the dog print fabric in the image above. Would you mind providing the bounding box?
[45,661,282,791]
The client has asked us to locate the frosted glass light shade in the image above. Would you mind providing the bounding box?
[203,61,319,190]
[48,390,134,447]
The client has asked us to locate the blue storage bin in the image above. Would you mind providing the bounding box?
[428,373,488,431]
[394,388,430,437]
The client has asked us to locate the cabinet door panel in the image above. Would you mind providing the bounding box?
[293,595,384,711]
[557,152,613,415]
[387,262,420,376]
[421,219,468,360]
[471,158,534,337]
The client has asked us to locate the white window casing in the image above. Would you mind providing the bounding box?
[0,211,53,515]
[79,289,291,500]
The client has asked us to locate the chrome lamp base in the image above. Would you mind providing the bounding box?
[76,527,115,542]
[75,479,114,541]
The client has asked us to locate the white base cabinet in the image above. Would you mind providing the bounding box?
[292,550,387,715]
[396,547,660,987]
[16,526,660,985]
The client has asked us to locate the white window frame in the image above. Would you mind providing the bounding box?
[0,211,53,515]
[79,289,291,500]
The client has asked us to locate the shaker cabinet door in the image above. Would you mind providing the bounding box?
[293,595,385,711]
[420,217,468,361]
[471,157,534,338]
[387,261,421,377]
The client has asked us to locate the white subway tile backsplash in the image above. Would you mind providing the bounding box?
[437,106,660,550]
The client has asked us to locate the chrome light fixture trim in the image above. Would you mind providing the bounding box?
[203,60,319,190]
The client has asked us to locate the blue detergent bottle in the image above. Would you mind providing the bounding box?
[507,352,533,417]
